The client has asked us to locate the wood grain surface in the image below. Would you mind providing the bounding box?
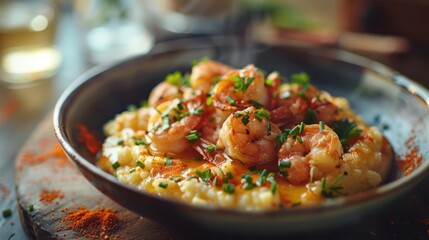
[15,115,174,239]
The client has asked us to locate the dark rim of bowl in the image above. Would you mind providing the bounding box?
[53,35,429,217]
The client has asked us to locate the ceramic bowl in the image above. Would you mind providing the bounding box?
[53,36,429,235]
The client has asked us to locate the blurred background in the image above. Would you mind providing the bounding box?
[1,0,429,238]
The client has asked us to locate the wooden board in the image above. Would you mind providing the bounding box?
[15,114,174,239]
[14,114,429,240]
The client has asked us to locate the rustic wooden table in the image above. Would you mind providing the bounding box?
[1,6,429,240]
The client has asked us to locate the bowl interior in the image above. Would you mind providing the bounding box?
[55,37,429,234]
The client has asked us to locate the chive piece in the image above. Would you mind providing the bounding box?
[112,161,120,170]
[289,126,300,137]
[265,78,274,87]
[2,209,11,218]
[135,139,150,146]
[127,104,138,112]
[256,169,269,186]
[226,171,234,180]
[192,157,202,161]
[117,140,124,145]
[164,155,173,166]
[170,177,182,182]
[241,174,255,190]
[241,115,250,125]
[279,160,292,176]
[267,123,272,132]
[232,75,244,91]
[28,204,34,212]
[304,108,317,124]
[248,100,263,109]
[129,168,136,173]
[158,116,170,132]
[136,160,145,169]
[296,136,303,144]
[159,182,168,189]
[243,77,255,91]
[291,202,301,207]
[207,145,216,152]
[226,95,236,105]
[206,96,214,105]
[299,122,305,133]
[290,72,310,90]
[140,100,150,107]
[191,109,204,115]
[267,173,277,194]
[319,121,325,132]
[276,132,288,145]
[185,130,201,142]
[222,183,235,194]
[196,169,212,182]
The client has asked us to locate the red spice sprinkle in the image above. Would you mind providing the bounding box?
[0,183,10,197]
[57,207,120,239]
[39,189,64,204]
[396,135,423,176]
[76,124,102,156]
[17,144,66,170]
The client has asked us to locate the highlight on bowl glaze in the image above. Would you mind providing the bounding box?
[53,36,429,235]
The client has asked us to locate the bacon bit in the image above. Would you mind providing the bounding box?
[0,183,10,197]
[17,144,67,170]
[76,124,101,156]
[397,135,423,176]
[39,189,64,204]
[57,207,120,239]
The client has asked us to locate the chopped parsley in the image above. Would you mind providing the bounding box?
[196,169,212,182]
[206,96,214,105]
[112,161,120,170]
[129,168,136,173]
[288,125,300,137]
[331,119,362,145]
[226,171,234,180]
[241,115,250,125]
[117,140,124,145]
[185,130,201,142]
[222,183,235,194]
[159,182,168,189]
[276,132,288,145]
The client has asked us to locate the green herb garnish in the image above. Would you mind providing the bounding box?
[127,104,138,112]
[222,183,235,194]
[248,100,263,109]
[28,204,34,212]
[170,177,182,182]
[136,160,145,169]
[254,108,271,122]
[321,171,348,198]
[207,145,216,152]
[290,72,310,90]
[112,161,120,170]
[196,169,212,182]
[185,130,201,142]
[2,209,11,218]
[164,155,173,166]
[241,174,255,190]
[332,119,362,145]
[117,140,124,145]
[256,169,269,186]
[226,95,236,105]
[129,168,136,173]
[319,121,325,132]
[159,182,168,189]
[135,139,150,146]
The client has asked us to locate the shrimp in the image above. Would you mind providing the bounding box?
[190,60,233,93]
[217,106,281,166]
[148,81,183,107]
[147,93,206,154]
[278,124,343,185]
[271,83,339,128]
